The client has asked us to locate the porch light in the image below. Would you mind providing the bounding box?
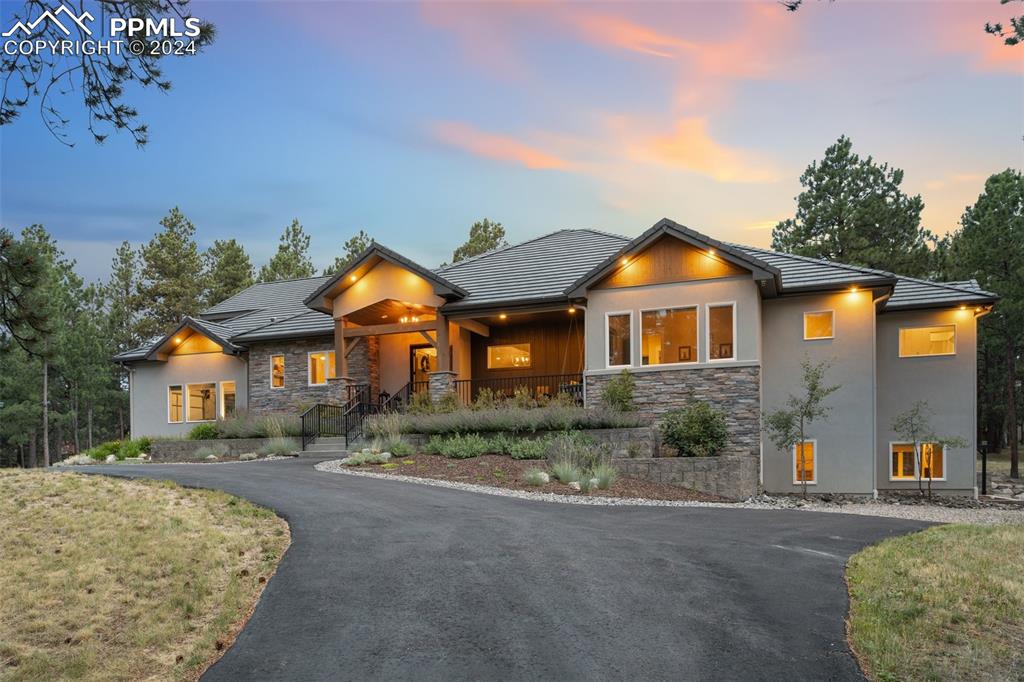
[349,275,357,282]
[499,313,507,320]
[708,248,716,256]
[174,337,182,344]
[568,307,576,314]
[849,286,859,293]
[620,257,628,265]
[959,304,966,310]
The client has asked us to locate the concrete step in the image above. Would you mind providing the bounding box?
[305,443,350,452]
[314,437,348,445]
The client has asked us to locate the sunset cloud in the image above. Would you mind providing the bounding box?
[569,13,698,59]
[431,121,570,170]
[629,117,779,183]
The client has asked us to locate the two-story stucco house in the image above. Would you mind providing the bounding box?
[114,219,998,496]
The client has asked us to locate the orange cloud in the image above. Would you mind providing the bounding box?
[929,2,1024,74]
[569,13,698,59]
[630,117,779,183]
[432,121,570,170]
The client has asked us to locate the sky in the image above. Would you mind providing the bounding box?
[1,0,1022,284]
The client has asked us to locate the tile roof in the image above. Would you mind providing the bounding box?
[436,229,629,311]
[113,224,998,362]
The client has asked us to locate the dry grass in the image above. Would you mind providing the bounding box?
[0,470,289,681]
[981,450,1019,479]
[848,524,1024,681]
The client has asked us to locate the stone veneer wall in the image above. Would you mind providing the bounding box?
[614,456,759,500]
[248,335,379,412]
[585,365,761,458]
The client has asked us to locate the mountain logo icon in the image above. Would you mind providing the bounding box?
[3,4,94,38]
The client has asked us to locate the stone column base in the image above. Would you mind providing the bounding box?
[327,376,355,404]
[428,371,457,403]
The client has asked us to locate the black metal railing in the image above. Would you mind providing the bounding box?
[300,403,346,450]
[452,373,583,406]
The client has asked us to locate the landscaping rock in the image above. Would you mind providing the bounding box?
[568,481,581,491]
[589,478,600,489]
[105,454,117,463]
[537,472,550,484]
[205,454,218,461]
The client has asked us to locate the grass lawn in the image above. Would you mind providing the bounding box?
[0,470,289,681]
[848,524,1024,681]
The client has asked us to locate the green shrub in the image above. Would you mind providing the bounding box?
[660,402,728,457]
[551,460,582,484]
[189,423,218,440]
[195,443,229,459]
[591,462,618,490]
[577,475,595,494]
[258,437,298,457]
[508,436,550,460]
[84,440,121,461]
[387,440,414,456]
[547,431,603,470]
[472,387,500,410]
[510,385,536,409]
[381,462,399,471]
[438,433,490,459]
[371,406,646,436]
[424,434,446,455]
[522,468,549,486]
[408,391,434,414]
[343,450,392,465]
[486,433,515,456]
[435,392,459,413]
[601,369,635,412]
[117,437,150,459]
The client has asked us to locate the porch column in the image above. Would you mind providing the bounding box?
[428,313,456,402]
[328,316,353,403]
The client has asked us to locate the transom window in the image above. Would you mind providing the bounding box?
[487,343,531,369]
[168,385,183,423]
[641,307,697,365]
[708,303,735,361]
[187,383,217,422]
[271,355,285,388]
[793,440,816,485]
[890,442,945,481]
[308,350,337,385]
[899,325,955,357]
[804,310,834,340]
[607,312,632,368]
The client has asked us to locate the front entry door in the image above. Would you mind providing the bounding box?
[410,344,437,385]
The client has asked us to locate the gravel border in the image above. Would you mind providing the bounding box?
[315,459,1024,525]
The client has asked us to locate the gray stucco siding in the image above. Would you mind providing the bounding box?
[761,290,877,494]
[584,277,762,371]
[875,308,977,493]
[129,352,248,438]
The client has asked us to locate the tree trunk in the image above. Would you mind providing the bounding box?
[118,405,125,441]
[42,360,50,467]
[28,430,37,468]
[1008,341,1019,479]
[88,406,94,450]
[73,391,81,455]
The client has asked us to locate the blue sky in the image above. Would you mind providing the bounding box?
[1,0,1021,283]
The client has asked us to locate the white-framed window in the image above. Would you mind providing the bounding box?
[308,350,337,386]
[793,439,817,485]
[219,381,237,419]
[606,311,633,368]
[271,354,285,388]
[168,385,183,423]
[186,382,217,422]
[641,306,698,366]
[707,302,736,361]
[487,343,532,369]
[803,310,834,340]
[889,442,946,481]
[899,325,955,358]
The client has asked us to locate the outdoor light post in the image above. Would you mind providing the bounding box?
[979,440,988,496]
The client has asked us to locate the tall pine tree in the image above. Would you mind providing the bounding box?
[135,208,204,341]
[259,219,314,282]
[772,136,936,277]
[323,230,372,275]
[204,239,254,306]
[451,218,507,263]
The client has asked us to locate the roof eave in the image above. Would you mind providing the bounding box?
[142,317,244,361]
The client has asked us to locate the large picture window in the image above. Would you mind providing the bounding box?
[187,383,217,422]
[271,355,285,388]
[168,385,183,423]
[607,312,632,367]
[308,350,336,385]
[487,343,531,369]
[708,303,735,361]
[793,440,816,485]
[890,442,945,481]
[641,307,697,365]
[899,325,955,357]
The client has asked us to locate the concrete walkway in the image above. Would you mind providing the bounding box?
[83,457,928,681]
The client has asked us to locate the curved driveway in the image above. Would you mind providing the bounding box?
[85,457,927,681]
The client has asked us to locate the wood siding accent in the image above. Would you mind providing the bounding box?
[470,313,584,381]
[170,332,222,355]
[594,235,748,289]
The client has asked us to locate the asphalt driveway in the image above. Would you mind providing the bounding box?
[83,458,928,681]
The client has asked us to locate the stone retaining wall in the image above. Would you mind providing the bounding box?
[397,426,657,458]
[149,438,274,462]
[613,456,759,500]
[585,365,761,458]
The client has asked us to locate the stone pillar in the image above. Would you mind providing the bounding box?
[428,371,456,402]
[327,376,354,404]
